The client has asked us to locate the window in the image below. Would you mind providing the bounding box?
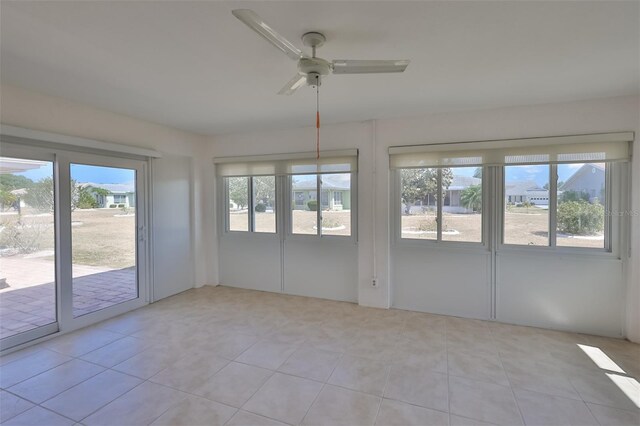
[502,163,609,250]
[400,168,438,240]
[320,173,351,236]
[400,167,482,243]
[216,149,357,238]
[333,191,343,205]
[113,194,126,204]
[227,176,249,232]
[291,175,317,235]
[253,176,276,233]
[290,173,352,237]
[556,163,606,249]
[226,176,276,233]
[503,165,549,246]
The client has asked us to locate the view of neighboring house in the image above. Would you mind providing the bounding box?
[559,163,605,203]
[505,181,549,206]
[292,174,351,211]
[411,175,482,214]
[82,182,136,208]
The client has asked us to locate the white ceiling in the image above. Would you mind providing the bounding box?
[1,1,638,136]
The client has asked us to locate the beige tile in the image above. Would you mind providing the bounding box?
[384,364,448,412]
[278,345,341,382]
[8,359,104,404]
[570,371,640,411]
[243,372,323,424]
[42,370,142,421]
[302,385,381,426]
[0,390,35,423]
[514,389,598,425]
[111,345,182,379]
[236,340,299,370]
[149,351,229,392]
[392,339,447,373]
[346,335,400,363]
[150,395,236,426]
[0,350,71,388]
[501,356,581,400]
[587,403,640,426]
[79,336,152,367]
[191,362,272,408]
[43,328,123,357]
[3,406,74,426]
[447,349,509,386]
[449,376,523,425]
[226,410,288,426]
[83,381,188,426]
[211,333,260,360]
[328,355,389,396]
[375,398,449,426]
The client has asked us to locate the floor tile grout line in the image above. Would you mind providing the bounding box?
[489,323,527,426]
[372,363,392,425]
[299,350,345,426]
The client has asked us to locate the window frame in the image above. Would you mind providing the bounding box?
[286,172,357,241]
[224,175,278,235]
[498,162,618,256]
[395,166,488,249]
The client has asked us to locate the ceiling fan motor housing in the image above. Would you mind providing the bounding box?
[298,57,331,76]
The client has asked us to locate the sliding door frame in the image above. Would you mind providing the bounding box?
[58,151,149,331]
[0,144,60,350]
[0,142,150,351]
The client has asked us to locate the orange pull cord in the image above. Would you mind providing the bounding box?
[316,77,320,160]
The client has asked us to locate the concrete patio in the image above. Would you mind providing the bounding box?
[0,257,136,340]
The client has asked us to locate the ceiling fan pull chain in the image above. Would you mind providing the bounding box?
[316,76,320,160]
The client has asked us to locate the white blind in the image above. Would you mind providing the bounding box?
[389,132,633,169]
[214,149,358,176]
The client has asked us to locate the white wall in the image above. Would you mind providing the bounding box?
[0,84,211,294]
[209,95,639,340]
[3,84,637,340]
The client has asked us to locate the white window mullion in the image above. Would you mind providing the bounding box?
[55,155,73,328]
[317,174,322,236]
[549,164,558,247]
[436,168,443,242]
[248,177,255,232]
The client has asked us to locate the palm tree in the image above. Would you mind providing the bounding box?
[460,185,482,212]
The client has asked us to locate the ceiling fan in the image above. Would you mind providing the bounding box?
[232,9,410,95]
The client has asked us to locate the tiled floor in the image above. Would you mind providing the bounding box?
[0,286,638,425]
[0,258,136,338]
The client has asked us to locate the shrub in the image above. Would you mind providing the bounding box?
[560,190,590,203]
[118,204,125,208]
[254,203,266,213]
[557,200,604,235]
[418,220,437,232]
[0,222,44,254]
[321,217,340,228]
[307,200,318,211]
[109,204,117,208]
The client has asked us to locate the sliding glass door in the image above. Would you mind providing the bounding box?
[70,163,139,318]
[0,146,148,350]
[0,154,58,348]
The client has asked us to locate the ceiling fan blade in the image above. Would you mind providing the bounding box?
[278,74,306,95]
[332,59,410,74]
[232,9,303,61]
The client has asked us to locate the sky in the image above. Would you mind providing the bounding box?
[16,163,135,184]
[13,161,588,189]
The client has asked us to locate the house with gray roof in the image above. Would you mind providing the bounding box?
[81,182,136,208]
[292,174,351,211]
[559,163,605,204]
